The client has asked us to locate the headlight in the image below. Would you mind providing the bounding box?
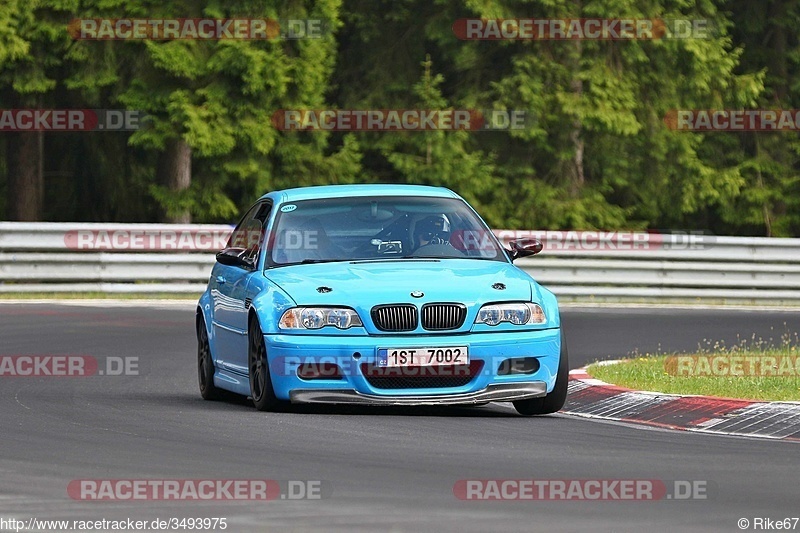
[474,303,546,326]
[279,307,363,330]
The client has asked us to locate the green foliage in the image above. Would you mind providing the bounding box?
[0,0,799,235]
[0,0,78,99]
[373,56,501,222]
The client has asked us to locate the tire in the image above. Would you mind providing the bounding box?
[248,314,284,412]
[197,315,221,401]
[513,331,569,416]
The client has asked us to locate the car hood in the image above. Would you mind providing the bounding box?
[265,259,537,309]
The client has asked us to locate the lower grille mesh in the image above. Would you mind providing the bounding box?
[361,361,485,389]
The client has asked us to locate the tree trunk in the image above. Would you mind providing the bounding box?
[7,131,44,221]
[157,138,192,223]
[569,108,585,196]
[753,134,772,237]
[568,38,585,197]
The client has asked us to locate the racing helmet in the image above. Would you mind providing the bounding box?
[415,214,451,245]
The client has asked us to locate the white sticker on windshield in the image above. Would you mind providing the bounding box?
[280,204,297,212]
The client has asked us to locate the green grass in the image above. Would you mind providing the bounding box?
[0,292,198,300]
[586,333,800,402]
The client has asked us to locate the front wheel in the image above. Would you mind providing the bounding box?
[197,315,221,401]
[513,331,569,416]
[248,315,284,412]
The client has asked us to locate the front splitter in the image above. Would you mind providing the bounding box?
[289,382,547,406]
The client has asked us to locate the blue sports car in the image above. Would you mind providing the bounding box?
[196,184,567,415]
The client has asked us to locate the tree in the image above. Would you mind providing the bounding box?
[717,0,800,236]
[0,0,78,221]
[2,0,798,237]
[111,0,358,222]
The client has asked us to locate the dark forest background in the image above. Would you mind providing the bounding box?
[1,0,798,236]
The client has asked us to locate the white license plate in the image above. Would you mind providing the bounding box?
[377,347,469,367]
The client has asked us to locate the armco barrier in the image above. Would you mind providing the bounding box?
[1,222,798,303]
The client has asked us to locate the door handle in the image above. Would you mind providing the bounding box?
[216,275,227,284]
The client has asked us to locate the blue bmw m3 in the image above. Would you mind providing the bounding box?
[196,184,567,415]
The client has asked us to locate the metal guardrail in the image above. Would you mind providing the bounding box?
[1,222,799,303]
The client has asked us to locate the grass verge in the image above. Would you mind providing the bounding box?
[586,334,800,402]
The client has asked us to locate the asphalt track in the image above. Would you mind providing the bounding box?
[0,303,798,532]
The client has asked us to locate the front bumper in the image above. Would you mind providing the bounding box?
[264,328,561,401]
[290,381,547,405]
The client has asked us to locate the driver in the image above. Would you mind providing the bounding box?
[413,214,451,250]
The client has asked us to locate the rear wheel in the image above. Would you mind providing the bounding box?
[197,315,221,401]
[248,315,284,412]
[513,331,569,416]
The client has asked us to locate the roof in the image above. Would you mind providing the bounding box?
[260,184,459,203]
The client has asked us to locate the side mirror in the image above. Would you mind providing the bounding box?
[507,238,543,262]
[216,247,255,269]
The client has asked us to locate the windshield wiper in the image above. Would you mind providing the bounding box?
[299,259,347,265]
[347,256,441,264]
[297,256,444,265]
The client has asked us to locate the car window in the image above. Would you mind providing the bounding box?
[269,196,505,265]
[226,202,272,266]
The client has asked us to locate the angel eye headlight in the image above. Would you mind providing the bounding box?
[301,308,325,329]
[481,307,503,326]
[326,308,356,329]
[475,303,546,326]
[279,307,363,330]
[503,307,528,325]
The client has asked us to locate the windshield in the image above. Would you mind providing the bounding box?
[269,196,507,266]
